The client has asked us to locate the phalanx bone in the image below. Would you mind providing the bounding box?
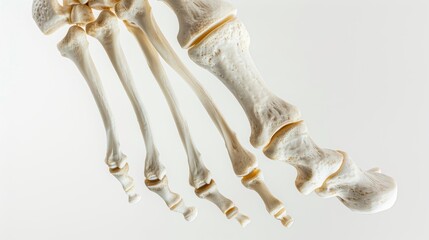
[32,0,397,227]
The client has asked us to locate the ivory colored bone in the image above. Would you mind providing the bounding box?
[57,26,140,203]
[159,0,237,49]
[70,4,95,25]
[88,0,120,10]
[188,18,301,149]
[125,21,249,226]
[32,0,71,34]
[86,11,197,220]
[63,0,88,6]
[316,151,397,213]
[146,177,198,221]
[164,0,397,213]
[116,0,293,227]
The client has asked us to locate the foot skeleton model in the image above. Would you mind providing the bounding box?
[32,0,397,227]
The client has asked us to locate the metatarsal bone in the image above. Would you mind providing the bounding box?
[125,21,249,226]
[86,10,166,181]
[188,18,301,149]
[116,0,292,227]
[57,26,140,203]
[86,10,197,221]
[32,0,71,34]
[86,11,197,219]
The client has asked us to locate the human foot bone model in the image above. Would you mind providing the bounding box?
[32,0,397,227]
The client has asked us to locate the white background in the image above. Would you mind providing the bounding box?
[1,0,428,239]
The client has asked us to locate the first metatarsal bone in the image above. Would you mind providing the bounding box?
[86,10,196,220]
[162,0,397,213]
[57,25,140,203]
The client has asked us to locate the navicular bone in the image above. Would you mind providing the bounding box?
[57,25,140,203]
[32,0,71,34]
[71,4,95,25]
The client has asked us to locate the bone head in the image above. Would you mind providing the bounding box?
[89,0,120,10]
[161,0,237,48]
[146,177,198,221]
[188,18,302,148]
[114,0,151,23]
[57,25,88,58]
[264,121,343,194]
[33,0,71,34]
[71,4,95,25]
[86,10,119,43]
[316,151,397,213]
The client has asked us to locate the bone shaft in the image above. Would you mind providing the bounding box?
[98,37,157,155]
[68,43,121,160]
[130,14,257,176]
[126,23,209,186]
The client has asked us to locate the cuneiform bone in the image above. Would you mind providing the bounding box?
[124,20,249,226]
[86,10,197,219]
[57,25,140,203]
[33,0,71,34]
[63,0,89,6]
[70,4,95,25]
[165,0,397,213]
[88,0,120,10]
[116,0,293,227]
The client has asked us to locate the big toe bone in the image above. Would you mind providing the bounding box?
[264,121,343,195]
[316,151,397,213]
[264,121,397,213]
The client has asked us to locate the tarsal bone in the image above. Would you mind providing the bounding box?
[57,26,140,203]
[33,0,71,34]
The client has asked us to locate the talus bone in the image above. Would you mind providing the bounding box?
[125,20,249,226]
[57,25,140,203]
[116,0,293,227]
[33,0,71,34]
[165,0,397,213]
[86,11,198,219]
